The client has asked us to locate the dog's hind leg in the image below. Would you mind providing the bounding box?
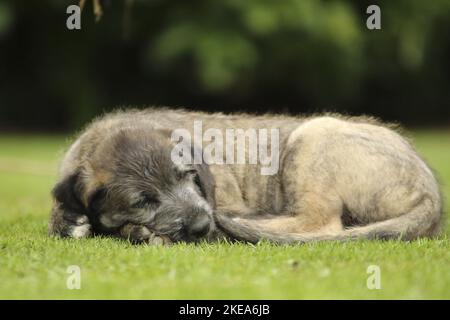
[220,190,344,236]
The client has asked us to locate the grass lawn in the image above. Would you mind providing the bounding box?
[0,131,449,299]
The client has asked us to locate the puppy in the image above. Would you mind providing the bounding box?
[49,108,443,244]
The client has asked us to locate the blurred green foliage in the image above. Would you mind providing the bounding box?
[0,0,449,130]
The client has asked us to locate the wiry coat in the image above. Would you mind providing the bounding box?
[49,108,443,244]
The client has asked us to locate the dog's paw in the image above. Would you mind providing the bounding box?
[120,223,151,243]
[120,223,172,245]
[49,210,92,239]
[68,215,92,239]
[147,232,172,246]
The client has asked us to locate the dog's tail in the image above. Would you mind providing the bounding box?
[214,197,442,244]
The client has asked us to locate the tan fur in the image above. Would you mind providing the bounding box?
[49,107,443,243]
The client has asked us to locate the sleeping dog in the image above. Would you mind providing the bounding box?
[49,108,443,244]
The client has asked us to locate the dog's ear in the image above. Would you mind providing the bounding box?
[194,162,216,208]
[191,141,216,208]
[168,130,216,207]
[52,171,86,214]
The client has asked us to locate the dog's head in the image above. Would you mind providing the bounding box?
[53,128,216,242]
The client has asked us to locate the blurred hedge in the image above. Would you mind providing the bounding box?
[0,0,449,131]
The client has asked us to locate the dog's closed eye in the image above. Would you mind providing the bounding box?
[185,168,197,175]
[176,167,197,179]
[132,194,160,209]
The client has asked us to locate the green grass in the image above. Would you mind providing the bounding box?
[0,131,449,299]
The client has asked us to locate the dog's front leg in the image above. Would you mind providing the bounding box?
[48,203,92,239]
[119,223,172,245]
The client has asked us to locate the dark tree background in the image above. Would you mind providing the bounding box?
[0,0,449,131]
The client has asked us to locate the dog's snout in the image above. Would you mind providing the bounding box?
[186,214,211,238]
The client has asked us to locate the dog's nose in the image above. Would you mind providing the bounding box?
[186,215,211,238]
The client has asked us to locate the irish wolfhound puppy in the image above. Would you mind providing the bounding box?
[49,108,442,244]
